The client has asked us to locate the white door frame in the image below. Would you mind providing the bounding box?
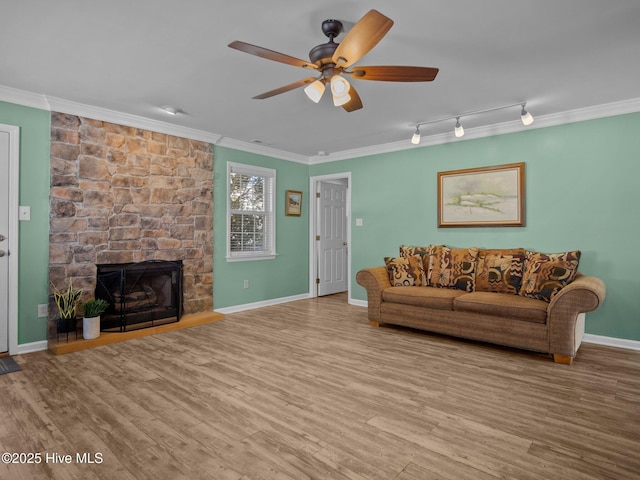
[1,124,20,355]
[308,172,351,299]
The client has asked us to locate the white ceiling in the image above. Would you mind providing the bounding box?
[2,1,640,159]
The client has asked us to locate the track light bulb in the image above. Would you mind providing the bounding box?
[520,105,534,126]
[304,80,325,103]
[411,127,421,145]
[330,75,351,107]
[454,118,465,138]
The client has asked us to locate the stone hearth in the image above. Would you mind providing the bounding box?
[48,112,214,343]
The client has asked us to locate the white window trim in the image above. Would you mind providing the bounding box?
[226,161,277,262]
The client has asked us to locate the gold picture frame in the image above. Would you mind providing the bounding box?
[438,162,525,227]
[285,190,302,216]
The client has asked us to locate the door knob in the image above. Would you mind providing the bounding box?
[0,234,5,242]
[0,250,6,257]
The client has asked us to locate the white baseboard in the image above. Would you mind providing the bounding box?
[583,334,640,351]
[349,298,367,308]
[216,293,311,315]
[15,340,48,355]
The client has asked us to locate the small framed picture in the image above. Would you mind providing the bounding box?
[285,190,302,216]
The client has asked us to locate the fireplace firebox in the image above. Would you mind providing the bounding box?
[96,260,183,332]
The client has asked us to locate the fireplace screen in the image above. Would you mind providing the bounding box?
[96,260,183,332]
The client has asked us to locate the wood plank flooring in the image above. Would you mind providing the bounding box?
[1,293,639,479]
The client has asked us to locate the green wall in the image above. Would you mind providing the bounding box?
[0,101,51,345]
[2,98,639,346]
[213,146,310,309]
[310,112,640,341]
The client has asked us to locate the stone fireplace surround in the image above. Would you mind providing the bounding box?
[48,112,214,343]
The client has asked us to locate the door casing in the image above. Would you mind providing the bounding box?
[309,172,351,299]
[0,124,20,355]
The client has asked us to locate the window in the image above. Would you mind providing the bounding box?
[227,162,276,261]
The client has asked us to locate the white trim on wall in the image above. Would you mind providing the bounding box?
[216,293,310,315]
[1,124,20,356]
[2,84,639,164]
[583,334,640,352]
[0,85,221,145]
[308,97,640,164]
[308,172,352,300]
[16,340,48,355]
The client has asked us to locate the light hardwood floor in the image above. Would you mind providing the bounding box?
[1,293,639,479]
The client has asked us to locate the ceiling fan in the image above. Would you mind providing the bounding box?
[228,9,439,112]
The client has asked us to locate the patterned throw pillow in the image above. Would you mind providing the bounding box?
[384,255,427,287]
[519,250,581,302]
[475,248,526,294]
[399,245,433,273]
[399,245,432,258]
[427,246,479,291]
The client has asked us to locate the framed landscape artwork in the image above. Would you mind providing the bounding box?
[438,162,525,227]
[285,190,302,216]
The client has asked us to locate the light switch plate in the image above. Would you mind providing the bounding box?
[355,218,363,227]
[19,205,31,221]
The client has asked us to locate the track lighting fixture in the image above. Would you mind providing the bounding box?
[520,103,534,126]
[454,117,464,138]
[304,79,326,103]
[410,102,534,144]
[411,126,421,145]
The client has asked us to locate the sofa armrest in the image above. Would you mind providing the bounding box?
[356,267,391,324]
[547,274,606,358]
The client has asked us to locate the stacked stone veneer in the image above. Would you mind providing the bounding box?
[49,112,213,340]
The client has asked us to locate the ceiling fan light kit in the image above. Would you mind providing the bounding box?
[304,80,326,103]
[228,10,439,112]
[330,75,352,106]
[410,103,535,144]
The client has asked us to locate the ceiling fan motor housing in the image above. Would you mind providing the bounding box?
[309,19,343,67]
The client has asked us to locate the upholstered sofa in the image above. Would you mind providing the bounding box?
[356,245,606,364]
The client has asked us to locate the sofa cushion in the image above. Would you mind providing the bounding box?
[399,245,432,258]
[520,251,581,302]
[427,245,479,292]
[475,248,526,294]
[383,286,466,310]
[454,292,548,324]
[384,255,427,287]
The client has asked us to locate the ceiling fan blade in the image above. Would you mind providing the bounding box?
[229,41,318,70]
[342,84,363,112]
[347,66,439,82]
[332,10,393,68]
[252,77,317,99]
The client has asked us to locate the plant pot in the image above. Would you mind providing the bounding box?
[57,317,77,333]
[83,316,101,340]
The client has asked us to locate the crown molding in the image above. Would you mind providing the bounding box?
[2,83,639,163]
[215,137,309,164]
[46,96,221,144]
[309,96,640,163]
[0,84,50,110]
[0,85,221,144]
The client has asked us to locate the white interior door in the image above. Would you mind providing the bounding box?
[317,181,348,296]
[0,131,10,353]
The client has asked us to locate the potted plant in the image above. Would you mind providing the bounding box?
[82,299,109,340]
[52,280,82,334]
